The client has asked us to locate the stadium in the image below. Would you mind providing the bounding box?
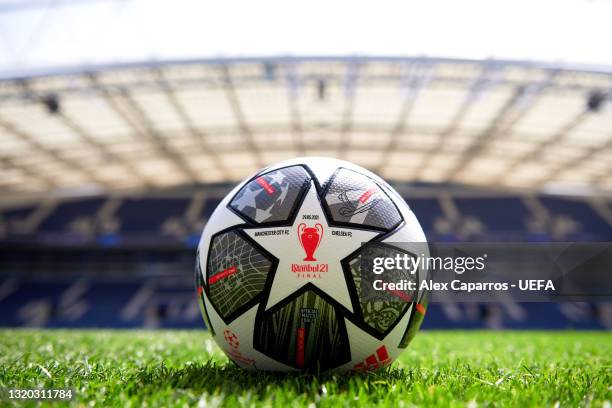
[0,1,611,406]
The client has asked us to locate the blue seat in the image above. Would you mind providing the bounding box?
[540,196,612,240]
[201,197,222,219]
[39,198,106,232]
[454,197,529,240]
[116,198,190,233]
[403,197,442,234]
[1,206,36,224]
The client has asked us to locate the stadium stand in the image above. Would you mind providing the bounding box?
[116,198,191,234]
[1,190,611,330]
[39,198,106,232]
[403,198,444,235]
[539,196,612,241]
[201,197,223,221]
[452,197,529,239]
[0,205,36,236]
[0,277,609,330]
[1,191,611,243]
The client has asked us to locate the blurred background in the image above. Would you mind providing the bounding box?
[0,0,611,330]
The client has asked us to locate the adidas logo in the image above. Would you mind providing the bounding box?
[353,345,392,372]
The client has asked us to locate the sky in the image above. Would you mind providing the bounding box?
[1,0,612,74]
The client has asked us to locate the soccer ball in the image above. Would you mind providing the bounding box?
[196,157,428,372]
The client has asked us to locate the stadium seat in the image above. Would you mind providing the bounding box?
[539,197,612,241]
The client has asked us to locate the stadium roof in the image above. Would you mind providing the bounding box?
[0,56,611,198]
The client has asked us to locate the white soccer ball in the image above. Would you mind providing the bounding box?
[196,157,428,372]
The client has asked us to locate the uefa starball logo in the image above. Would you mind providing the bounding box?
[292,221,328,278]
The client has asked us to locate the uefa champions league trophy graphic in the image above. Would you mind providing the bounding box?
[297,223,324,261]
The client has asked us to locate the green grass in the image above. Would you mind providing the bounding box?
[0,330,610,407]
